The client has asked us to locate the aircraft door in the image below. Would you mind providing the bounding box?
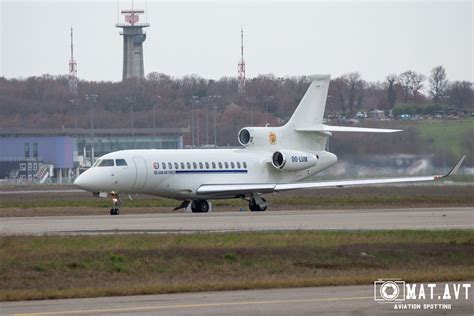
[132,157,148,190]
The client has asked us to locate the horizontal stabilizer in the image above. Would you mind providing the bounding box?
[296,125,401,133]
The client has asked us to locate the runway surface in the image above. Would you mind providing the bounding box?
[0,207,472,235]
[0,189,85,195]
[1,283,472,315]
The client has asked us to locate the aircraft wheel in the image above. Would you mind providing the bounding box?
[249,198,267,212]
[191,200,209,213]
[110,208,120,215]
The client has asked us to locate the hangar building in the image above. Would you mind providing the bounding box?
[0,127,188,184]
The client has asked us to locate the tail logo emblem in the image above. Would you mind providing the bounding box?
[269,131,277,145]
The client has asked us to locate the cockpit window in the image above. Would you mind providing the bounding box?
[116,159,127,166]
[98,159,114,167]
[92,159,101,167]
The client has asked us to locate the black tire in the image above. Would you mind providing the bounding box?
[249,198,267,212]
[191,200,209,213]
[110,208,120,215]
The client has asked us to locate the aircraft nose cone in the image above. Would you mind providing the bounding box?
[74,173,89,190]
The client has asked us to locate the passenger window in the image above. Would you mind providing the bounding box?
[162,162,166,170]
[218,162,223,169]
[212,162,216,169]
[205,162,209,169]
[187,162,191,169]
[231,162,235,169]
[180,162,185,169]
[243,162,247,168]
[224,162,229,168]
[174,162,179,169]
[199,162,203,169]
[98,159,114,167]
[116,159,127,166]
[168,162,172,169]
[193,162,197,169]
[237,162,241,168]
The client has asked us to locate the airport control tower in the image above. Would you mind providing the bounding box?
[116,9,150,80]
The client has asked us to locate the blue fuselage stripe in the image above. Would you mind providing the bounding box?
[175,170,248,174]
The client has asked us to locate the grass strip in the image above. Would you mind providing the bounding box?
[0,195,473,209]
[0,230,473,301]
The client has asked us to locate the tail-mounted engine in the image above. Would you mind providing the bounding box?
[238,127,279,147]
[271,150,318,171]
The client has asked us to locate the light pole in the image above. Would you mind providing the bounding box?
[125,97,135,139]
[263,96,274,125]
[214,105,218,147]
[206,102,209,145]
[190,98,195,147]
[153,96,161,139]
[153,103,156,136]
[85,94,98,165]
[68,99,79,138]
[251,104,253,125]
[191,96,200,147]
[196,101,200,147]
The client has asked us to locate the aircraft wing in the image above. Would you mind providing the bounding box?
[197,156,465,196]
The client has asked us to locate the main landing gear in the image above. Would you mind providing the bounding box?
[249,194,267,212]
[173,200,210,213]
[110,193,121,215]
[173,196,267,213]
[191,200,210,213]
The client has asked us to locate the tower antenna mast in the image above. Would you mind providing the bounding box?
[68,27,78,97]
[238,27,246,96]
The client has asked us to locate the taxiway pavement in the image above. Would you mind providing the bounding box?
[0,207,472,235]
[1,283,472,315]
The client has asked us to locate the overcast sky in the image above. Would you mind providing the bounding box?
[1,0,472,82]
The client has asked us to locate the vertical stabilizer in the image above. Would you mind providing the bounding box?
[285,74,331,129]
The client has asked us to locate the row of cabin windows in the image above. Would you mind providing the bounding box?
[160,161,247,170]
[92,159,247,170]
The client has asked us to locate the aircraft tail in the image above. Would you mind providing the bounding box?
[285,74,331,129]
[280,74,400,151]
[284,74,401,134]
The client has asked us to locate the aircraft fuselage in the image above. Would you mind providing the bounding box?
[75,148,337,200]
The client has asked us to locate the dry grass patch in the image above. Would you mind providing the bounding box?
[0,230,473,301]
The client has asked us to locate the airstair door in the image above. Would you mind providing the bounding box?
[132,157,148,190]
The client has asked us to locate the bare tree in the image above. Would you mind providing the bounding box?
[408,71,425,103]
[398,71,412,103]
[447,81,473,110]
[429,65,448,104]
[385,74,397,111]
[338,72,366,116]
[329,77,347,116]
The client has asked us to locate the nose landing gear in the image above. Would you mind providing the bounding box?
[110,193,121,215]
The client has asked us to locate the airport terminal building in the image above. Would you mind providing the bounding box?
[0,127,188,184]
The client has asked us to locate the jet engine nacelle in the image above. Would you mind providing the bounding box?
[271,150,318,171]
[238,127,279,147]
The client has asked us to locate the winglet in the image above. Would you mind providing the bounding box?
[436,155,466,179]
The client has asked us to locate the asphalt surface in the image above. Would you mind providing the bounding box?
[0,207,472,235]
[1,283,473,315]
[0,189,85,195]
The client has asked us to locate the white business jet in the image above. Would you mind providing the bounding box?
[74,75,465,215]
